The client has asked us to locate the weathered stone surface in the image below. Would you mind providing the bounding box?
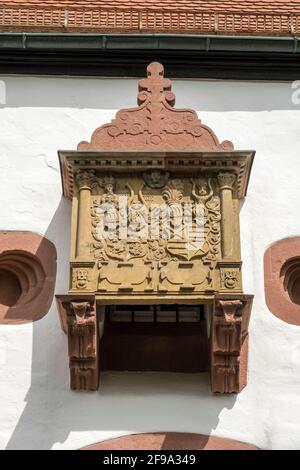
[211,295,253,393]
[56,295,99,391]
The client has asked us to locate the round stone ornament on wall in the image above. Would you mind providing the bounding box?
[264,237,300,326]
[0,231,57,324]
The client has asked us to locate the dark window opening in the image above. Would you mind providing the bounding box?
[100,304,210,373]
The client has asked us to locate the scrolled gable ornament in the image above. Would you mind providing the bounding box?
[78,62,234,152]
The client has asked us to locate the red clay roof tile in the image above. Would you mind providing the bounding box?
[0,1,299,35]
[3,1,300,13]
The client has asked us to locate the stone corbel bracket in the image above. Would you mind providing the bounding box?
[211,294,253,393]
[56,295,99,391]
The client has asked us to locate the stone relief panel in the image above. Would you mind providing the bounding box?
[86,171,222,295]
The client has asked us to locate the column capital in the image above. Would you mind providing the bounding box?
[217,172,236,191]
[75,170,96,190]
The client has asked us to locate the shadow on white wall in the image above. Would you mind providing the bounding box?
[0,76,296,112]
[5,198,237,450]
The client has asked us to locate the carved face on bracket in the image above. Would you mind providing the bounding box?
[106,183,114,194]
[77,269,88,280]
[197,178,210,196]
[102,176,115,194]
[143,170,169,189]
[152,171,161,183]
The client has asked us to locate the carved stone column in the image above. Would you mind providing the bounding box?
[211,295,253,393]
[217,172,236,259]
[56,296,99,390]
[75,170,95,259]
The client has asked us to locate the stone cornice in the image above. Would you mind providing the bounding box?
[59,149,255,200]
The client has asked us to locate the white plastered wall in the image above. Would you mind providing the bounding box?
[0,75,300,450]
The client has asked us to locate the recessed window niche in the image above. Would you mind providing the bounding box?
[264,237,300,326]
[0,269,22,307]
[282,257,300,306]
[0,231,57,324]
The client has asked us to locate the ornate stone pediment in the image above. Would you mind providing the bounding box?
[57,62,254,394]
[78,62,234,152]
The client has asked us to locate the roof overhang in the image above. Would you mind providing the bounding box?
[0,33,299,79]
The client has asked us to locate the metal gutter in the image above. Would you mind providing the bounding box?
[0,33,299,54]
[0,33,299,79]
